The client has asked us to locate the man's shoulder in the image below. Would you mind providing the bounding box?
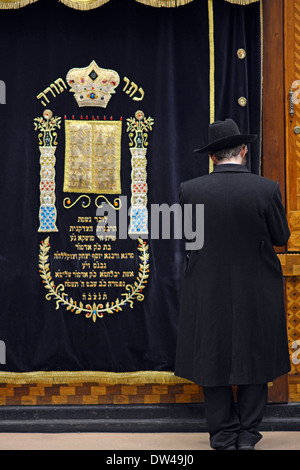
[248,173,279,190]
[181,174,210,189]
[181,171,278,187]
[180,171,279,197]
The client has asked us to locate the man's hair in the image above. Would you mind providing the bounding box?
[213,144,245,161]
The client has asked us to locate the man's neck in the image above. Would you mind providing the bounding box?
[217,156,245,166]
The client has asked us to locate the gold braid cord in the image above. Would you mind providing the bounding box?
[39,237,149,323]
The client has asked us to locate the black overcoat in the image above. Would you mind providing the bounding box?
[174,164,291,386]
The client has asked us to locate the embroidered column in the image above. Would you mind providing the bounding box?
[34,109,61,232]
[127,111,154,236]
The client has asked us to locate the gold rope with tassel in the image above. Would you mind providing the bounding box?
[135,0,193,7]
[59,0,110,10]
[0,0,37,8]
[0,370,193,385]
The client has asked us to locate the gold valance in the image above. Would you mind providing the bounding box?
[135,0,193,7]
[0,0,110,8]
[58,0,110,9]
[0,0,261,9]
[224,0,260,4]
[0,0,37,8]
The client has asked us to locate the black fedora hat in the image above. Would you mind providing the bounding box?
[194,118,257,153]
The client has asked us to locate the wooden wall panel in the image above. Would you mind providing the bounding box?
[262,0,286,197]
[284,0,300,401]
[262,0,289,402]
[285,0,300,251]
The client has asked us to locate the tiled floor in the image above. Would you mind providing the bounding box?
[0,432,298,450]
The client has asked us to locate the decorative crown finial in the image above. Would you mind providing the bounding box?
[66,60,120,108]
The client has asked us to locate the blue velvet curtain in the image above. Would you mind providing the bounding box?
[0,0,261,378]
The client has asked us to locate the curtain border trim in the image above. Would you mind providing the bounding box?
[0,371,193,385]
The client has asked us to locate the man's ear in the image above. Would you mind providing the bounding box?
[241,145,248,157]
[209,154,217,165]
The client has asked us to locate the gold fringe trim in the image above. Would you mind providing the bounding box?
[135,0,193,7]
[224,0,260,4]
[59,0,110,10]
[0,0,37,8]
[0,370,193,385]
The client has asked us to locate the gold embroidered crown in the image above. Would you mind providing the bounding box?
[66,60,120,108]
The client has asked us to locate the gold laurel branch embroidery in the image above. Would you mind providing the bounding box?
[63,195,91,209]
[126,115,154,148]
[39,237,149,323]
[34,115,61,133]
[126,116,154,134]
[34,113,61,147]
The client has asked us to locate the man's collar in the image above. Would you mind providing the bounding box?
[212,163,250,173]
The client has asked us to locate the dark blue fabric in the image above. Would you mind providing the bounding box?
[0,0,262,374]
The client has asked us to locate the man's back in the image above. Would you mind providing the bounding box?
[181,164,289,266]
[179,119,290,449]
[175,163,291,386]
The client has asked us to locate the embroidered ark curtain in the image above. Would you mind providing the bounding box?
[0,0,262,383]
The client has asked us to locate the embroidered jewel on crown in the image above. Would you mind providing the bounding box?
[89,70,98,81]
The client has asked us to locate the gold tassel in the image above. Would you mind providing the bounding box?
[135,0,194,7]
[59,0,110,10]
[224,0,260,4]
[0,0,38,8]
[0,370,193,385]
